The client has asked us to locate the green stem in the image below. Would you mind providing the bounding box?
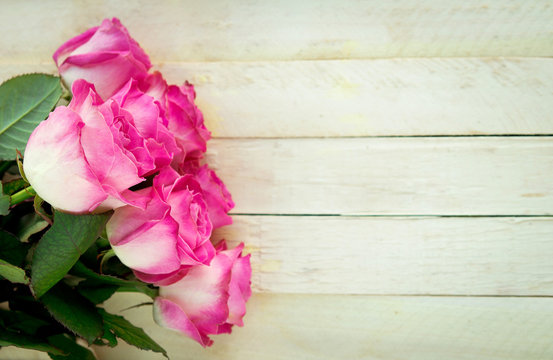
[10,185,36,206]
[117,285,159,299]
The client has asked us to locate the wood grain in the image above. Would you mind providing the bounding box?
[215,216,553,295]
[1,3,551,359]
[91,292,553,360]
[2,58,553,137]
[206,137,553,215]
[1,0,553,63]
[159,58,553,137]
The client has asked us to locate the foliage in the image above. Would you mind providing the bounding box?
[0,74,167,359]
[0,74,62,160]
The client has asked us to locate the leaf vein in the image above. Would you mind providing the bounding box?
[0,82,58,136]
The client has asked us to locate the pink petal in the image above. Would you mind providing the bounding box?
[134,267,189,286]
[55,18,151,100]
[166,175,212,244]
[216,323,233,334]
[96,187,149,212]
[214,239,228,252]
[69,80,103,112]
[140,71,168,106]
[70,18,132,56]
[166,84,211,157]
[153,167,180,198]
[53,25,99,65]
[159,254,233,334]
[216,243,252,326]
[193,165,234,229]
[23,107,107,213]
[70,83,144,192]
[59,54,147,100]
[111,79,159,138]
[153,298,211,347]
[226,255,252,326]
[110,17,151,69]
[107,197,181,274]
[233,255,253,299]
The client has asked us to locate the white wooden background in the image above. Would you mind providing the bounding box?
[1,1,553,359]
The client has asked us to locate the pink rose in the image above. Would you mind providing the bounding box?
[106,167,214,284]
[180,160,234,229]
[153,241,252,347]
[140,72,211,160]
[111,79,181,170]
[24,80,156,213]
[53,17,151,100]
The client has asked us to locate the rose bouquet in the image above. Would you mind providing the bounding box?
[0,18,251,357]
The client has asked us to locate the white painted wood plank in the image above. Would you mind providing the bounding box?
[0,348,50,360]
[1,0,553,63]
[2,58,553,137]
[0,64,55,81]
[159,59,553,137]
[92,293,553,360]
[215,216,553,295]
[207,137,553,215]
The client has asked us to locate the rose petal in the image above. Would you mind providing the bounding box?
[23,107,107,213]
[107,197,181,274]
[53,25,99,66]
[134,267,189,286]
[153,297,211,347]
[54,18,151,100]
[159,253,233,333]
[226,255,252,326]
[166,83,211,158]
[59,55,148,101]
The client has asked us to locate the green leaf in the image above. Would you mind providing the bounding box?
[31,210,110,298]
[71,261,158,299]
[71,261,139,287]
[0,309,50,334]
[95,322,118,347]
[40,283,103,344]
[0,183,10,215]
[47,334,96,360]
[0,330,64,355]
[0,259,29,284]
[77,284,119,305]
[0,160,14,176]
[3,178,28,195]
[0,229,28,265]
[17,213,49,242]
[7,290,56,324]
[99,309,167,358]
[0,74,62,160]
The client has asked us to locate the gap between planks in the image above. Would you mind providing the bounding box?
[206,137,553,216]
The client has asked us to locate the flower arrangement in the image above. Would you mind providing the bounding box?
[0,18,251,357]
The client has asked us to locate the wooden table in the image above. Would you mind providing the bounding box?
[1,1,552,359]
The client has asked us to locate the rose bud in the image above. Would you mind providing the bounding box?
[180,160,234,229]
[140,72,211,160]
[24,80,157,213]
[106,167,214,284]
[153,241,252,347]
[53,17,151,100]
